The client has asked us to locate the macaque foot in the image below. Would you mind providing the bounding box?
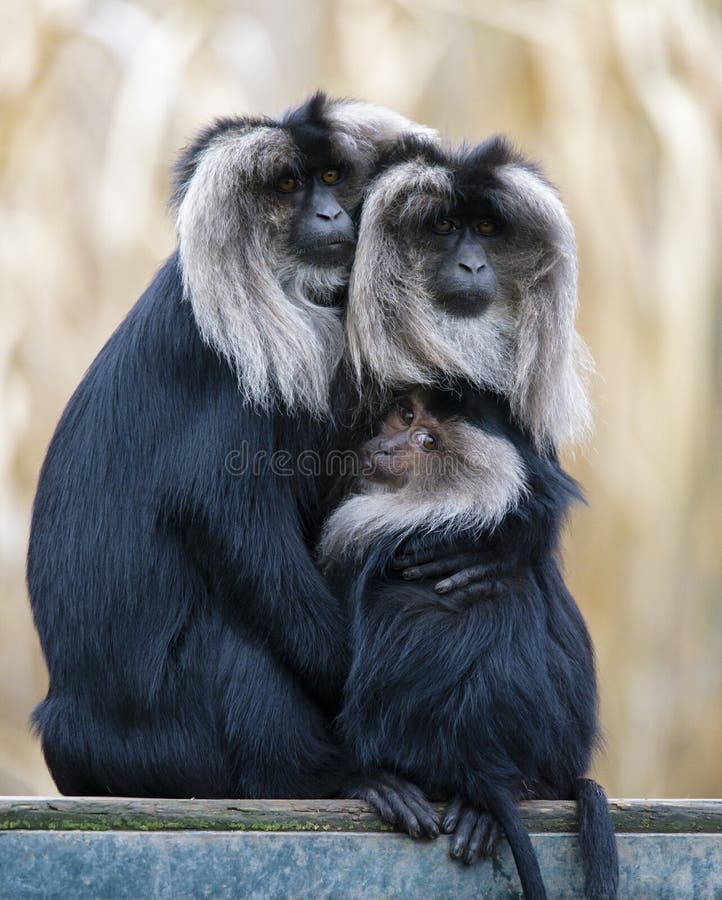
[345,771,440,839]
[442,796,501,865]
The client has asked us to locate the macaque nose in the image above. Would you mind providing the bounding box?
[369,447,392,460]
[360,437,393,468]
[315,202,343,221]
[457,238,488,275]
[458,258,486,273]
[458,247,488,273]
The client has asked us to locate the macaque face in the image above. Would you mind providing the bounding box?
[360,392,441,486]
[273,163,357,269]
[418,208,503,319]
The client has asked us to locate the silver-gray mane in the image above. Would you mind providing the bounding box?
[175,96,436,416]
[346,150,593,450]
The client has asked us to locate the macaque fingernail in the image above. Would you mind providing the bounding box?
[403,569,418,580]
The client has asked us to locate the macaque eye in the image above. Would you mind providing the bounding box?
[477,218,498,235]
[399,405,415,425]
[277,175,303,193]
[432,219,455,234]
[420,433,437,450]
[320,168,342,185]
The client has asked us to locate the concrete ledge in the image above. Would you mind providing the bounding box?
[1,798,720,899]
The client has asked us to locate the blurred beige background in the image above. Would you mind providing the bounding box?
[1,0,721,797]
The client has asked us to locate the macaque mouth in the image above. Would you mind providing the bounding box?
[300,234,357,251]
[437,290,494,318]
[300,236,357,267]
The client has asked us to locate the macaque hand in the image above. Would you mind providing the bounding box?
[392,539,510,602]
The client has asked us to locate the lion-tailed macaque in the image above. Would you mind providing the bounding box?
[321,389,618,900]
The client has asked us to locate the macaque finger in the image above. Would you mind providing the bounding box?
[479,815,502,857]
[435,563,500,594]
[449,806,478,859]
[395,552,481,580]
[390,539,438,570]
[390,550,440,571]
[442,795,465,833]
[463,813,499,865]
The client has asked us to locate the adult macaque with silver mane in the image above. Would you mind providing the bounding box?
[321,390,618,900]
[347,134,592,455]
[27,92,444,800]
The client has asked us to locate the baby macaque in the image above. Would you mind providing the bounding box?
[322,390,618,900]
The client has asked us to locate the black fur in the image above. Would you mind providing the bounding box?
[27,248,357,798]
[281,90,337,161]
[332,389,619,898]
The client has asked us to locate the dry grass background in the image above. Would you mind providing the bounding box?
[1,0,721,797]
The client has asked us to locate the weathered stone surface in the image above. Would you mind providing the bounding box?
[1,830,721,899]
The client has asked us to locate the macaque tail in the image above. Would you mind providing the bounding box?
[487,793,547,900]
[575,778,619,899]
